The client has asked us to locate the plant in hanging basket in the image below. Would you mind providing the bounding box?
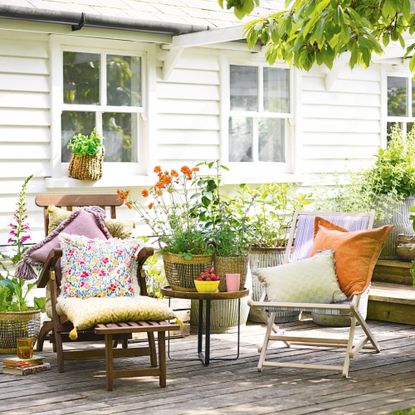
[194,267,220,293]
[68,128,104,181]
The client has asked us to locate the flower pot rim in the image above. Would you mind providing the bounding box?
[250,245,286,251]
[215,254,248,259]
[0,309,40,315]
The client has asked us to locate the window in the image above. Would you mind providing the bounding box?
[228,65,291,163]
[61,51,143,164]
[386,75,415,137]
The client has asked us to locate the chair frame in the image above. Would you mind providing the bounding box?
[251,210,380,378]
[35,194,157,373]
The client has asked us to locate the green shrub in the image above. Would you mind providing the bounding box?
[68,128,103,156]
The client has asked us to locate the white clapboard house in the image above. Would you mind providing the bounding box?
[0,0,411,241]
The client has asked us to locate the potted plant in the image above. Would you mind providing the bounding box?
[68,128,104,181]
[194,268,220,293]
[119,165,213,291]
[236,183,312,322]
[0,176,45,354]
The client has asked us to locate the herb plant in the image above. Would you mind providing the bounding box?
[68,128,103,156]
[0,175,45,312]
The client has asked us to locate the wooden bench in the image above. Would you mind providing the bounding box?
[95,321,180,391]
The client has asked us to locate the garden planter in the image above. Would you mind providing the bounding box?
[163,252,213,292]
[190,298,250,333]
[68,149,104,181]
[376,197,415,259]
[0,310,41,354]
[249,246,299,323]
[214,255,248,292]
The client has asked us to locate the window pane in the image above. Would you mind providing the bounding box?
[107,55,142,107]
[259,118,285,162]
[229,117,253,162]
[103,113,137,162]
[230,65,258,111]
[63,52,100,105]
[61,112,95,162]
[263,68,290,113]
[387,76,407,116]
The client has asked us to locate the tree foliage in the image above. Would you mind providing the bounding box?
[219,0,415,71]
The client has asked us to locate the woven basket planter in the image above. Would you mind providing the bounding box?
[68,150,104,181]
[249,246,300,324]
[163,252,213,292]
[214,255,248,292]
[376,197,415,259]
[0,310,41,354]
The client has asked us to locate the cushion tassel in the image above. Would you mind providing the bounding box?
[175,317,184,329]
[69,327,78,340]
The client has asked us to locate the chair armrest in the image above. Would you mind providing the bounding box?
[36,248,62,288]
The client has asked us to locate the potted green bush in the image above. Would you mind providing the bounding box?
[68,128,104,181]
[0,176,45,354]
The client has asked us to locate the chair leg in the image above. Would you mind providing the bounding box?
[354,311,381,353]
[36,321,53,352]
[158,331,166,388]
[258,312,276,372]
[54,331,65,373]
[105,334,114,391]
[148,332,157,367]
[342,314,357,378]
[122,337,128,349]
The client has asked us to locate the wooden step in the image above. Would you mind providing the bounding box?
[373,259,413,285]
[368,282,415,325]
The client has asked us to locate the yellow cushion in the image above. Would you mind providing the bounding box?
[56,296,176,339]
[47,205,134,239]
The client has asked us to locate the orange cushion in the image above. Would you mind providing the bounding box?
[310,217,393,297]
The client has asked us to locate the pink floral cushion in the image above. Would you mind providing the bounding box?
[15,207,111,280]
[59,233,141,299]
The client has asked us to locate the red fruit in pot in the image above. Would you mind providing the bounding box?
[196,276,203,281]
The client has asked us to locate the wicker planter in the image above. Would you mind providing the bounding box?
[376,197,415,259]
[163,252,213,292]
[68,150,104,181]
[249,246,300,324]
[214,255,248,292]
[0,310,41,354]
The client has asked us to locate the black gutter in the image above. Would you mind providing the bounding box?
[0,5,209,35]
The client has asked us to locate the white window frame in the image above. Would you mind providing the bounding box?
[220,53,295,179]
[50,35,153,179]
[385,71,415,141]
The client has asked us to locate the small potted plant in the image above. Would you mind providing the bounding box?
[68,128,104,181]
[194,268,220,293]
[0,176,45,354]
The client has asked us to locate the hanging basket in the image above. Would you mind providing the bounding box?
[214,255,248,292]
[163,252,213,292]
[68,149,104,181]
[0,310,41,354]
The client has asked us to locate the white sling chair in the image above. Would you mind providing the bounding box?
[251,210,379,378]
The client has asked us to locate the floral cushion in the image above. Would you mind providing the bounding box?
[56,296,176,340]
[59,233,141,299]
[47,205,134,239]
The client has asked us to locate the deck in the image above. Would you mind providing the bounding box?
[1,320,415,415]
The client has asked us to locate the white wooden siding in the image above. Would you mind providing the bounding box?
[155,49,221,167]
[301,66,382,185]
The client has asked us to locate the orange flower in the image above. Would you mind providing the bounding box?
[125,201,132,209]
[155,181,166,189]
[192,167,200,172]
[154,166,161,173]
[116,189,130,202]
[148,202,154,209]
[181,165,191,175]
[141,189,149,198]
[171,169,178,177]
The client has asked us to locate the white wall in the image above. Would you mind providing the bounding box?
[0,27,386,244]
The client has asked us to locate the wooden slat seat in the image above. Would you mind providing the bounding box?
[95,320,180,391]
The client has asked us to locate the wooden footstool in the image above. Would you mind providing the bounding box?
[95,321,180,391]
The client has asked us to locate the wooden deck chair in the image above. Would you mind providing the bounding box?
[251,210,379,378]
[35,194,157,373]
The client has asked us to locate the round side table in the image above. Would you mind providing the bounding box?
[161,286,249,366]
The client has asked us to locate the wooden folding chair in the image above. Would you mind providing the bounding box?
[251,210,380,378]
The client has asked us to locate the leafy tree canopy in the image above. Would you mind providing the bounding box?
[218,0,415,71]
